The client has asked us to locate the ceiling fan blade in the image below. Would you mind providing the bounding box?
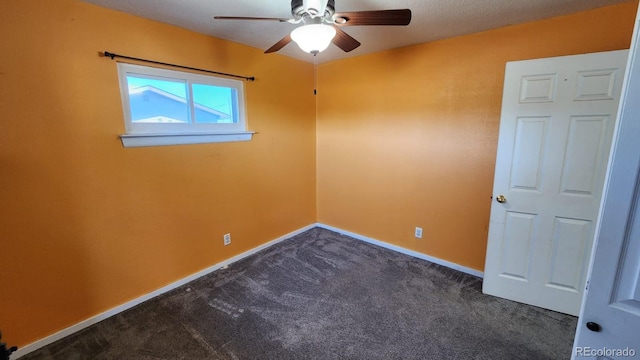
[214,16,292,23]
[332,9,412,26]
[265,34,292,53]
[332,27,361,52]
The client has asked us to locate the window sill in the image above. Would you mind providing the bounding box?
[120,131,254,148]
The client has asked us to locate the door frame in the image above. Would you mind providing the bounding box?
[572,4,640,358]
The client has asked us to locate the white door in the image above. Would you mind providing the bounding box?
[483,50,629,316]
[573,7,640,359]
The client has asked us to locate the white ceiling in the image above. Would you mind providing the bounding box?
[81,0,631,63]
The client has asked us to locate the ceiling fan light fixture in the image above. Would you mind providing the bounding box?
[290,24,336,53]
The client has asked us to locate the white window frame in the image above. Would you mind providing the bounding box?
[116,63,253,147]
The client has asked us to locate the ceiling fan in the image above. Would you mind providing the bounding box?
[214,0,412,55]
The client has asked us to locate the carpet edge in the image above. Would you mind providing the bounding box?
[12,223,317,359]
[316,223,485,279]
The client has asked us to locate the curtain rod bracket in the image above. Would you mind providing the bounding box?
[101,50,255,82]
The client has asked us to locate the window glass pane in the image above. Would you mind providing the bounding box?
[192,84,236,124]
[126,75,190,124]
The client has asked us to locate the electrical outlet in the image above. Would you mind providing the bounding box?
[223,233,231,246]
[415,227,423,239]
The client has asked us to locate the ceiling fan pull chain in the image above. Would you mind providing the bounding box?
[313,52,318,95]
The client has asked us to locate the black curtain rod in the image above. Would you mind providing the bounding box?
[102,51,255,82]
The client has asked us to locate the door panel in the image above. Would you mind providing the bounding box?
[520,74,557,103]
[510,117,549,191]
[484,50,628,316]
[612,195,640,307]
[560,116,609,196]
[546,217,591,291]
[574,69,617,101]
[500,211,537,280]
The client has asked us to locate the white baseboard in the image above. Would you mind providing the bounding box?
[315,223,484,278]
[13,222,482,358]
[12,223,316,359]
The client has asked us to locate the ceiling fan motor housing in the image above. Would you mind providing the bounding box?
[291,0,335,19]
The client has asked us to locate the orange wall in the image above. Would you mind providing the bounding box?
[0,0,316,347]
[316,2,638,272]
[2,0,638,350]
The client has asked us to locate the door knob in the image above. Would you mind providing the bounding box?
[586,322,601,332]
[496,195,507,203]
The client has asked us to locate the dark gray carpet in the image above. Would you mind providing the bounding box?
[21,228,577,359]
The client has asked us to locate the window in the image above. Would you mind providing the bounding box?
[116,63,252,147]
